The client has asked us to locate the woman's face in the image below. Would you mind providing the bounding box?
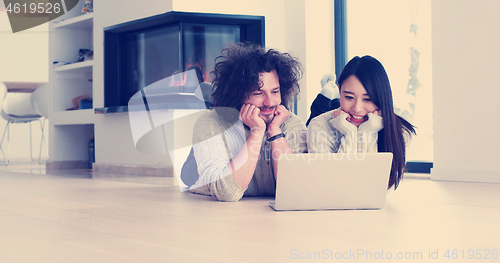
[339,75,378,127]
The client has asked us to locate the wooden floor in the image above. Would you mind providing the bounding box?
[0,160,499,262]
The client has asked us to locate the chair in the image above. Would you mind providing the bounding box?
[30,84,50,162]
[0,83,7,162]
[0,83,43,164]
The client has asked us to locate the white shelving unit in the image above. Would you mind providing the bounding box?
[51,109,95,125]
[54,13,94,30]
[54,60,93,73]
[49,6,95,166]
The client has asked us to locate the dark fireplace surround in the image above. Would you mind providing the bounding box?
[97,11,265,114]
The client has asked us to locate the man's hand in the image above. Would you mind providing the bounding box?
[231,104,267,189]
[268,105,290,134]
[240,104,266,134]
[267,104,293,180]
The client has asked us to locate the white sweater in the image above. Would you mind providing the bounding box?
[307,110,383,154]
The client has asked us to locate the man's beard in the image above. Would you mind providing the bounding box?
[259,106,277,124]
[260,113,274,124]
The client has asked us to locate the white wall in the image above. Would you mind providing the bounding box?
[431,0,500,183]
[283,0,307,120]
[304,0,334,119]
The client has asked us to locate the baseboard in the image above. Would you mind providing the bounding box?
[431,167,500,183]
[92,163,174,177]
[46,160,88,170]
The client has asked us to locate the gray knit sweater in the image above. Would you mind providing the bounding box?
[189,109,307,201]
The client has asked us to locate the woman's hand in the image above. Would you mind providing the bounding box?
[358,112,383,133]
[333,109,351,122]
[331,109,357,135]
[371,110,382,117]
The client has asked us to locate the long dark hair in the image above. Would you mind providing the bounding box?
[211,42,302,110]
[337,56,416,189]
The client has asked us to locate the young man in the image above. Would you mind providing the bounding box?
[188,42,307,201]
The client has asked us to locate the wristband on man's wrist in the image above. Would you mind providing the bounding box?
[267,133,285,142]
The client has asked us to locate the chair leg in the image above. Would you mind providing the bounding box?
[30,121,33,161]
[0,122,9,165]
[38,118,47,163]
[7,121,10,165]
[43,120,48,158]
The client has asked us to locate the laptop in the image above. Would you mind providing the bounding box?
[270,152,393,211]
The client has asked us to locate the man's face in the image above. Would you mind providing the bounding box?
[242,70,282,124]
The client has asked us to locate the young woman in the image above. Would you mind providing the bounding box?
[307,55,416,189]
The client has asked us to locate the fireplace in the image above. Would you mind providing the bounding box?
[99,11,265,113]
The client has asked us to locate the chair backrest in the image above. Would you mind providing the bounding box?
[30,84,50,118]
[0,82,8,108]
[3,92,39,117]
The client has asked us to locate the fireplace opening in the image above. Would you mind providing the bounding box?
[100,11,264,113]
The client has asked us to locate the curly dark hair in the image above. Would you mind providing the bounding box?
[211,42,303,110]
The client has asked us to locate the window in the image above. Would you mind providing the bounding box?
[340,0,433,166]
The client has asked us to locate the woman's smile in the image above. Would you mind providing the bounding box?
[350,114,367,123]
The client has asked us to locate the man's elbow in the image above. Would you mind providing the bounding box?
[212,174,245,202]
